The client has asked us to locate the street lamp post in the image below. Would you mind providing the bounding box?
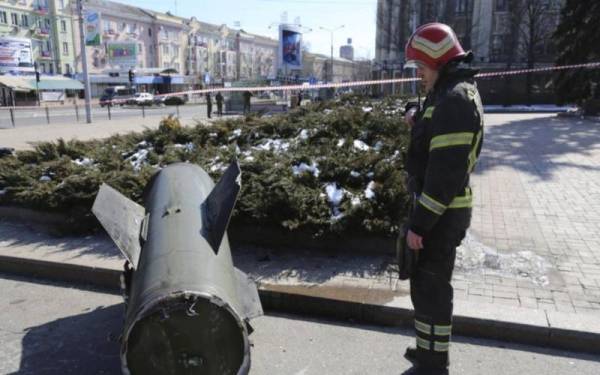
[319,25,344,83]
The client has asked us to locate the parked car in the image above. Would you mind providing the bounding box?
[164,95,188,106]
[127,92,154,106]
[100,86,136,107]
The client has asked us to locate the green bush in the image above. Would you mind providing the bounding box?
[0,94,411,237]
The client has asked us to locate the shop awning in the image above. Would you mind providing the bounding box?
[23,76,84,90]
[0,76,35,92]
[0,75,84,91]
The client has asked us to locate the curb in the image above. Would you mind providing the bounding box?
[0,206,396,255]
[1,254,599,355]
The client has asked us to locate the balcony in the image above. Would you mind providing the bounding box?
[33,6,49,15]
[39,50,52,60]
[33,28,50,38]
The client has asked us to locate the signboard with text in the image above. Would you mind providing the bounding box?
[84,10,102,46]
[279,24,302,70]
[0,37,33,73]
[107,42,138,67]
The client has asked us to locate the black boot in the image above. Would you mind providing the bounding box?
[403,347,449,375]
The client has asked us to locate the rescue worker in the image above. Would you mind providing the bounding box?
[206,92,212,119]
[216,92,224,116]
[402,23,484,374]
[243,90,253,114]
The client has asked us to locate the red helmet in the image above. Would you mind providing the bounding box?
[405,23,466,70]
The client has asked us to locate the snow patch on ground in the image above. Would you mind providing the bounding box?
[255,139,290,152]
[292,162,320,178]
[325,183,346,220]
[73,157,94,167]
[364,181,376,199]
[456,232,551,286]
[353,140,370,151]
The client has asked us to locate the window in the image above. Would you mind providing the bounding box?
[40,63,46,73]
[65,63,71,74]
[121,22,127,31]
[163,45,169,54]
[59,0,65,9]
[11,13,18,25]
[44,18,50,28]
[173,45,179,56]
[21,14,28,27]
[148,28,152,37]
[455,0,468,14]
[138,43,142,54]
[0,12,6,24]
[496,0,508,11]
[62,42,68,55]
[103,20,111,32]
[60,20,66,32]
[49,63,54,74]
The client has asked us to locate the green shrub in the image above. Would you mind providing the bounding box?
[0,94,410,237]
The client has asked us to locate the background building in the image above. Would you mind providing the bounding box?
[339,38,354,61]
[375,0,564,103]
[0,0,76,75]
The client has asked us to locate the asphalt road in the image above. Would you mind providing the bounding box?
[1,274,598,375]
[0,104,208,128]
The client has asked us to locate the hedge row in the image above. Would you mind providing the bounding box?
[0,94,411,237]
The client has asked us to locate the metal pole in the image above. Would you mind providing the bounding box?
[107,104,111,120]
[9,108,15,127]
[142,103,145,118]
[75,102,79,121]
[45,106,50,124]
[330,31,333,83]
[77,0,93,123]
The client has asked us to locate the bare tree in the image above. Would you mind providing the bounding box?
[518,0,557,104]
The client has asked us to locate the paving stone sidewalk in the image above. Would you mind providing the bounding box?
[1,113,599,316]
[466,113,600,314]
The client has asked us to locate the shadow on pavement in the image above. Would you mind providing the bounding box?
[12,304,123,375]
[266,312,600,364]
[477,114,600,180]
[0,219,120,261]
[233,244,396,285]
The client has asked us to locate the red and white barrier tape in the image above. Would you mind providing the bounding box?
[2,61,599,109]
[151,61,600,99]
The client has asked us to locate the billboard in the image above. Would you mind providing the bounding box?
[107,42,138,67]
[0,37,33,73]
[279,24,302,70]
[84,10,102,46]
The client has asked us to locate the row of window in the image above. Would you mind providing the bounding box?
[0,11,68,32]
[36,62,72,75]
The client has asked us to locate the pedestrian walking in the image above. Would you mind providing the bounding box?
[216,92,224,116]
[206,92,212,119]
[400,23,484,374]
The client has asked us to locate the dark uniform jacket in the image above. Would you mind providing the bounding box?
[405,66,484,237]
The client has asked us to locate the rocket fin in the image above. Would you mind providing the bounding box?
[92,183,145,270]
[202,161,241,254]
[234,267,263,320]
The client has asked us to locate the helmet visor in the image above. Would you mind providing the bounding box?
[404,60,424,69]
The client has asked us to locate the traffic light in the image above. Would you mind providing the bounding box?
[128,69,135,83]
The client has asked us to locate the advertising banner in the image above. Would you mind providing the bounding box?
[279,24,302,70]
[0,37,33,73]
[107,42,138,67]
[84,11,102,46]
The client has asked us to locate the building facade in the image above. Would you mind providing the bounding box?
[375,0,564,101]
[0,0,76,75]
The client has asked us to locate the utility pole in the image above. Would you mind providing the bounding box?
[319,25,344,83]
[77,0,92,123]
